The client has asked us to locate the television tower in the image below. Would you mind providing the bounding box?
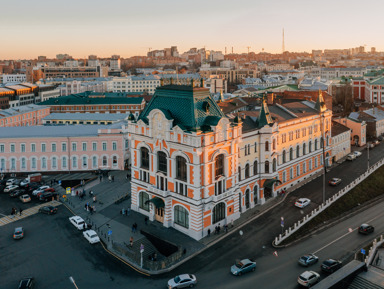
[282,28,285,53]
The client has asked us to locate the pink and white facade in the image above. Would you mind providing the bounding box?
[0,125,126,174]
[0,104,50,127]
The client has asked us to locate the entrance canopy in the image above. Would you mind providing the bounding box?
[264,178,282,189]
[145,197,165,208]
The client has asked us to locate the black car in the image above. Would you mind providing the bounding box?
[321,259,342,273]
[10,189,26,198]
[18,277,34,289]
[39,192,58,202]
[358,224,374,235]
[39,206,58,215]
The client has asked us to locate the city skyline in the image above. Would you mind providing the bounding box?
[1,0,384,59]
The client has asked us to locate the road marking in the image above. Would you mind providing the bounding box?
[0,201,62,226]
[313,209,384,254]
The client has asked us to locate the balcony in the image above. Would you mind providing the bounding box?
[139,169,150,183]
[147,185,169,198]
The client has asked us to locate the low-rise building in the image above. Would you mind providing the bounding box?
[0,104,50,127]
[43,112,130,125]
[331,122,351,162]
[112,75,160,94]
[0,74,27,84]
[333,116,366,146]
[349,108,384,138]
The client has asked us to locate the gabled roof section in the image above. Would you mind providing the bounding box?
[137,85,225,132]
[256,97,274,128]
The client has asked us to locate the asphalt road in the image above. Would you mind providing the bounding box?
[1,145,383,289]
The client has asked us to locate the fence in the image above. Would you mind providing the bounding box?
[365,235,384,266]
[274,158,384,246]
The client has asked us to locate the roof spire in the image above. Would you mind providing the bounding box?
[257,93,273,128]
[315,89,326,113]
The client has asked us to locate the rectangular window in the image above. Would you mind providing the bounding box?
[52,143,56,152]
[83,156,87,167]
[62,143,67,152]
[282,134,286,143]
[102,142,107,151]
[62,157,67,168]
[52,157,57,168]
[0,144,4,153]
[21,158,26,169]
[82,142,87,151]
[41,143,46,152]
[112,142,117,151]
[72,143,77,152]
[21,144,26,153]
[10,144,15,152]
[32,158,36,169]
[92,156,97,167]
[92,142,97,151]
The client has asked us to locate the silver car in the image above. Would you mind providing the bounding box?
[168,274,197,289]
[297,271,320,287]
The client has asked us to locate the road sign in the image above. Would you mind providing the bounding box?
[140,244,144,253]
[66,187,71,194]
[108,230,112,236]
[58,180,62,185]
[361,249,366,255]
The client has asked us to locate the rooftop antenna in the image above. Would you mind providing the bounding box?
[282,28,285,53]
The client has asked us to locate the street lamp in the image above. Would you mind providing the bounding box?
[69,276,79,289]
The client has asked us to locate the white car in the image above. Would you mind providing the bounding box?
[347,154,356,161]
[20,194,31,203]
[32,185,50,196]
[6,179,16,186]
[168,274,197,289]
[83,230,100,244]
[295,198,311,208]
[20,179,30,187]
[4,185,19,193]
[69,216,86,230]
[353,151,362,158]
[297,271,320,287]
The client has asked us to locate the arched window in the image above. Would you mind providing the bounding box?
[320,137,324,148]
[265,141,269,152]
[41,157,47,169]
[113,156,118,166]
[215,154,224,179]
[289,148,293,161]
[92,156,97,168]
[254,185,258,204]
[326,135,330,146]
[290,168,293,179]
[282,171,286,183]
[140,147,149,169]
[238,166,242,181]
[245,164,250,178]
[273,139,276,150]
[139,191,150,211]
[82,156,87,167]
[315,139,318,150]
[309,141,312,153]
[21,157,26,169]
[265,161,270,173]
[282,150,286,163]
[102,156,107,166]
[176,156,187,181]
[245,189,250,209]
[253,160,258,175]
[296,145,300,158]
[254,142,257,153]
[174,205,189,228]
[273,158,277,172]
[158,151,167,173]
[212,202,226,224]
[303,143,306,155]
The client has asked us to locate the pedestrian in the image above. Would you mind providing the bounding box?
[93,196,96,203]
[218,223,221,234]
[126,173,129,180]
[19,208,23,216]
[144,217,148,225]
[231,219,234,228]
[122,208,125,215]
[83,223,86,230]
[99,175,102,182]
[108,175,112,182]
[133,222,138,233]
[50,180,53,186]
[126,208,130,216]
[131,223,135,233]
[207,229,211,237]
[130,236,133,247]
[90,190,94,197]
[89,206,93,215]
[93,206,96,213]
[224,224,228,233]
[214,226,217,234]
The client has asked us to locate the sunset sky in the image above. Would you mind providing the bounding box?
[1,0,383,59]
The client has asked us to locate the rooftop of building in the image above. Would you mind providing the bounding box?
[43,112,130,121]
[0,122,123,139]
[0,104,49,118]
[137,85,225,132]
[39,91,144,106]
[331,121,351,137]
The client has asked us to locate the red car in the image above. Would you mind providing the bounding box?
[36,187,55,198]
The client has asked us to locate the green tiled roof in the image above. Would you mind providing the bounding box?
[368,76,384,85]
[138,85,225,132]
[257,97,273,128]
[39,91,143,106]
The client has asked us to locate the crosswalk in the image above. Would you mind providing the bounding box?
[0,200,62,226]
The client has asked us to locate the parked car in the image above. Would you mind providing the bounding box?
[32,186,50,196]
[353,151,362,158]
[20,194,31,203]
[230,259,257,276]
[373,139,380,146]
[18,277,34,289]
[347,153,356,161]
[329,178,342,186]
[168,274,197,289]
[367,143,375,149]
[39,206,58,215]
[13,227,24,240]
[358,223,374,235]
[6,178,17,186]
[39,191,58,202]
[69,216,86,230]
[297,271,320,287]
[298,254,319,267]
[295,198,311,208]
[83,230,100,244]
[321,259,342,273]
[10,189,26,198]
[4,185,19,193]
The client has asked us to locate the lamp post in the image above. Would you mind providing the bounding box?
[69,276,79,289]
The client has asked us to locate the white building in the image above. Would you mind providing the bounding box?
[112,75,160,94]
[0,74,27,84]
[331,122,351,162]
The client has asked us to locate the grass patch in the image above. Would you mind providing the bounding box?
[280,164,384,245]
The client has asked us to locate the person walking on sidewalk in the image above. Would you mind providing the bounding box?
[93,196,96,203]
[19,208,23,216]
[131,223,135,233]
[112,175,115,182]
[130,236,133,248]
[99,175,102,182]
